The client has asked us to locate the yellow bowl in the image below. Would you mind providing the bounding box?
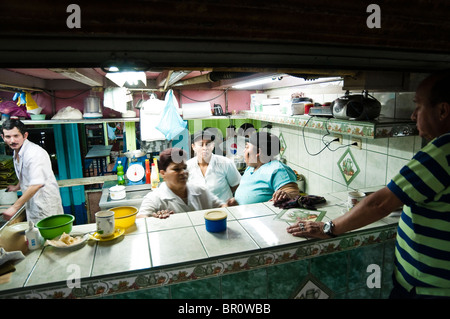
[109,206,138,228]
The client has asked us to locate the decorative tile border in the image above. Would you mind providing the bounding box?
[0,225,397,299]
[242,111,415,139]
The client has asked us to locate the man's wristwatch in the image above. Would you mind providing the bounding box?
[323,221,336,237]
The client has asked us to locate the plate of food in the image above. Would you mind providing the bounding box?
[46,232,89,249]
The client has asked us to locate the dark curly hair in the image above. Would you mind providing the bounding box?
[158,147,187,171]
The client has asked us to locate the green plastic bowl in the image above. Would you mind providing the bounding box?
[30,114,46,120]
[36,214,75,239]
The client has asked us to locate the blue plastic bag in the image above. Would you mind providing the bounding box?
[156,90,187,141]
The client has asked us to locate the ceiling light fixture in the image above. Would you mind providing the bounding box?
[100,58,150,73]
[105,71,147,87]
[49,68,103,87]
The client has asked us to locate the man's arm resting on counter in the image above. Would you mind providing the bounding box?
[332,186,403,236]
[287,186,404,238]
[2,184,43,220]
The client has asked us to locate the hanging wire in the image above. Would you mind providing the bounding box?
[302,116,357,156]
[42,88,91,99]
[179,88,228,103]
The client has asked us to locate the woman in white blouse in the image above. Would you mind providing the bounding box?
[139,148,235,219]
[187,129,241,202]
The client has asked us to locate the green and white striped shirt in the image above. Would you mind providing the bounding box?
[388,132,450,297]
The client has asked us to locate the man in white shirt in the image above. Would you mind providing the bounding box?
[1,119,63,224]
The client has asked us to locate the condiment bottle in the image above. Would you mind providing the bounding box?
[25,221,43,250]
[153,157,160,182]
[145,159,151,184]
[117,161,125,185]
[151,163,159,189]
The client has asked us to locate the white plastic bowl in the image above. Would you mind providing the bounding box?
[109,185,126,200]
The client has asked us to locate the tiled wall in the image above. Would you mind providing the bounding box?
[264,81,424,194]
[273,122,423,194]
[103,240,395,299]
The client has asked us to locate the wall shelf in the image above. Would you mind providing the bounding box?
[242,111,417,139]
[21,117,139,125]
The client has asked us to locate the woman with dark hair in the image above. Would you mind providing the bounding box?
[187,128,241,202]
[233,132,299,205]
[139,147,232,218]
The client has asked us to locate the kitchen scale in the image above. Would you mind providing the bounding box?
[126,157,146,185]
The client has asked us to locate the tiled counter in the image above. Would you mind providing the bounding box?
[0,186,399,299]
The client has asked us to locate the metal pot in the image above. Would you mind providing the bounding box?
[123,150,146,159]
[0,189,18,205]
[84,96,102,114]
[233,156,246,171]
[0,222,28,253]
[331,91,381,120]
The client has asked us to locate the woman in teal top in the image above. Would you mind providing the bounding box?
[234,132,299,205]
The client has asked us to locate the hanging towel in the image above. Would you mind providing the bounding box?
[103,87,131,114]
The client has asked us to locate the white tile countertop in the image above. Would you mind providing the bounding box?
[0,186,400,298]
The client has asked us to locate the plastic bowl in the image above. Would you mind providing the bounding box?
[36,214,75,239]
[109,206,138,228]
[30,114,46,120]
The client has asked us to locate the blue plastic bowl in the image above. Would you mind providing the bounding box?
[204,210,227,232]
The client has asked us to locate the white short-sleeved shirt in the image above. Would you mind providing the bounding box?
[186,154,241,202]
[139,182,223,216]
[14,139,63,223]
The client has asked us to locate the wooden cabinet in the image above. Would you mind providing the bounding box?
[85,123,105,148]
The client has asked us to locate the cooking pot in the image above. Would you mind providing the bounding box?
[0,189,18,205]
[233,156,246,171]
[109,185,126,200]
[0,222,28,253]
[213,104,224,116]
[331,91,381,120]
[84,96,102,113]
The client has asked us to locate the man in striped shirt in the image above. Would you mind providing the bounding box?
[287,70,450,298]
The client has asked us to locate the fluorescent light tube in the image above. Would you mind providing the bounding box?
[232,77,281,89]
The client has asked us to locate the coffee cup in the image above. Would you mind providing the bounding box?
[347,191,366,210]
[95,210,115,238]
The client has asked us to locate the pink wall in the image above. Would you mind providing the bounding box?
[174,89,253,113]
[0,88,253,118]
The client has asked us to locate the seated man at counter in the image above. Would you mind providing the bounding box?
[1,119,63,224]
[287,70,450,299]
[187,128,241,202]
[233,131,299,205]
[139,147,236,219]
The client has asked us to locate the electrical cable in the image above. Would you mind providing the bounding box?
[301,116,358,156]
[42,88,91,100]
[179,89,228,103]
